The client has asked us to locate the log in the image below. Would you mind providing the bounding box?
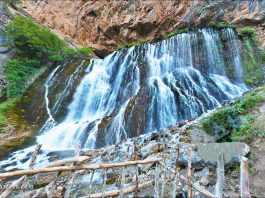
[64,145,81,198]
[20,144,42,195]
[1,144,42,198]
[87,171,95,198]
[187,147,192,198]
[158,161,216,198]
[215,154,225,198]
[0,158,162,179]
[172,148,179,198]
[119,145,130,197]
[89,181,152,198]
[0,176,25,198]
[133,143,138,198]
[240,157,250,198]
[47,156,90,167]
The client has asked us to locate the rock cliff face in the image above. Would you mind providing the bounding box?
[21,0,265,57]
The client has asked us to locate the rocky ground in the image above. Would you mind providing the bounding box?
[20,0,265,57]
[1,87,265,197]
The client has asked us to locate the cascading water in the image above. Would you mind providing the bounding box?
[0,28,249,170]
[37,27,247,149]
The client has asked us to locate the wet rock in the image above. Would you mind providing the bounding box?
[178,146,212,169]
[140,142,165,158]
[200,176,209,186]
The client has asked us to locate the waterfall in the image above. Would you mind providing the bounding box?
[37,28,247,150]
[0,28,249,170]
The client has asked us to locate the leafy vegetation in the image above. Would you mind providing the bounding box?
[4,59,40,98]
[0,100,15,129]
[165,28,189,39]
[4,16,94,99]
[0,16,94,142]
[117,41,147,50]
[207,21,237,30]
[6,16,66,62]
[202,87,265,141]
[238,27,265,86]
[238,27,255,37]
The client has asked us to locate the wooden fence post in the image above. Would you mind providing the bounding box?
[187,146,192,198]
[134,142,138,198]
[172,147,179,198]
[64,144,81,198]
[215,154,225,198]
[119,145,130,198]
[240,157,251,198]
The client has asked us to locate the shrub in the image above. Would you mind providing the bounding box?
[165,28,189,39]
[202,107,241,138]
[77,47,94,57]
[207,21,236,30]
[241,35,265,86]
[4,59,40,98]
[202,89,265,141]
[0,100,15,128]
[238,27,255,37]
[6,16,65,62]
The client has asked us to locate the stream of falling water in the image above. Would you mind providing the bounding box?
[0,28,248,170]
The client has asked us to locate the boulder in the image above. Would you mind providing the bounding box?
[196,142,250,165]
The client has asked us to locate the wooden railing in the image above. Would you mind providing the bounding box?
[0,144,250,198]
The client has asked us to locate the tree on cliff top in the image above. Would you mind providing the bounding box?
[6,16,65,62]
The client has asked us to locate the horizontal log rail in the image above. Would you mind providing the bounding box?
[47,156,90,167]
[0,158,162,179]
[89,181,152,198]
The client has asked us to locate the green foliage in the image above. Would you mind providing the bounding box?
[202,107,241,138]
[4,59,39,98]
[234,93,263,114]
[117,41,146,50]
[202,89,264,141]
[207,21,237,30]
[231,115,256,141]
[6,16,65,62]
[0,100,15,129]
[241,35,265,86]
[77,47,94,57]
[238,27,255,37]
[63,47,94,59]
[165,28,189,39]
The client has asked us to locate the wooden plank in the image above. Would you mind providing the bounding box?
[64,144,81,198]
[47,156,90,167]
[89,181,152,198]
[215,154,225,198]
[134,143,138,198]
[240,157,251,198]
[0,158,162,179]
[187,147,192,198]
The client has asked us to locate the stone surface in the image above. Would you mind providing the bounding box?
[20,0,265,57]
[197,142,250,164]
